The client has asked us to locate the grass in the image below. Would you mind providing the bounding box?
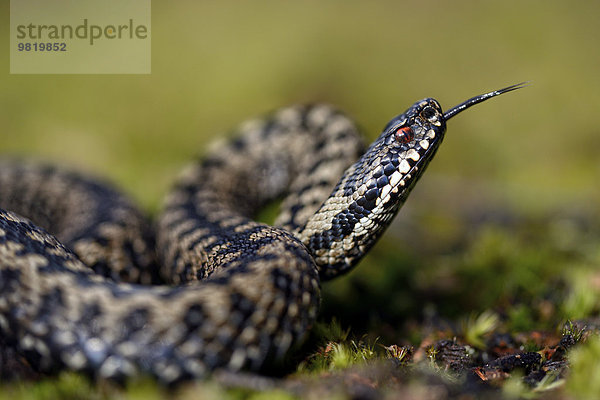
[566,335,600,399]
[461,311,501,350]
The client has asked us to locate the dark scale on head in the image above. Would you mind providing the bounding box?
[383,159,396,175]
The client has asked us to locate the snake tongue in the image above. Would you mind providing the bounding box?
[443,82,529,121]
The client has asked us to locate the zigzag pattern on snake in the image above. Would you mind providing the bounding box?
[0,84,524,383]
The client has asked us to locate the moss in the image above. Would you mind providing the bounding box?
[566,335,600,399]
[502,371,564,399]
[562,269,600,320]
[296,334,380,373]
[461,310,500,349]
[0,373,100,400]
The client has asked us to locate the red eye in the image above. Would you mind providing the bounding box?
[394,126,414,144]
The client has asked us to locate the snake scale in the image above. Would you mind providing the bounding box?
[0,84,525,383]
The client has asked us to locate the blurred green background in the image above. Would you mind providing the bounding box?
[1,0,600,340]
[2,0,599,211]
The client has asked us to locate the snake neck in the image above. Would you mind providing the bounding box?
[156,104,364,283]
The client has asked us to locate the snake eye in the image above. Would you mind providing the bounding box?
[394,126,414,144]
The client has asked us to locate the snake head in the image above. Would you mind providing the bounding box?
[353,98,447,216]
[380,97,447,188]
[364,82,529,211]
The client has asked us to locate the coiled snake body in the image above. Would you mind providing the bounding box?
[0,84,524,383]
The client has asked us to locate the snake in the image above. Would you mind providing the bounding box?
[0,83,525,383]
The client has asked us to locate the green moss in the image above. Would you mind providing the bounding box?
[296,320,381,374]
[502,371,564,399]
[297,337,380,374]
[507,304,536,332]
[562,269,600,320]
[455,226,563,309]
[0,373,99,400]
[566,335,600,399]
[246,391,296,400]
[461,310,500,349]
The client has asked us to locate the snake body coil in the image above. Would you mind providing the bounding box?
[0,85,524,383]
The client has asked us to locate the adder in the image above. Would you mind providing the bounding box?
[0,83,525,383]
